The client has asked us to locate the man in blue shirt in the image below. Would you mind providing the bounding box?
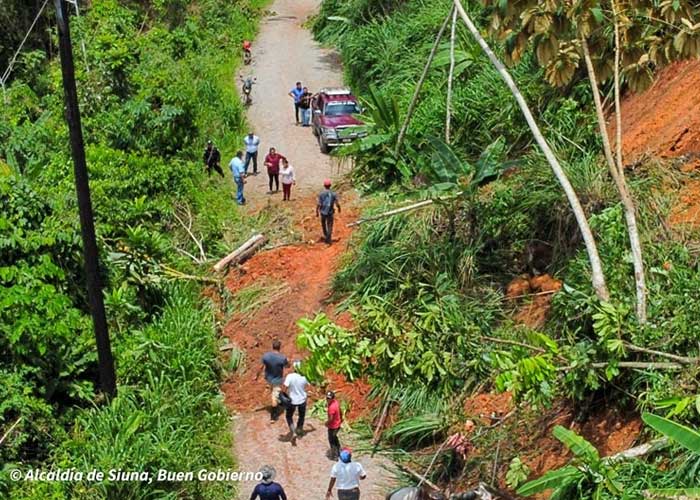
[243,131,261,175]
[229,151,246,205]
[250,466,287,500]
[288,81,304,125]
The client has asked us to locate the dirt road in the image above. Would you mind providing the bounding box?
[223,1,395,498]
[238,0,345,209]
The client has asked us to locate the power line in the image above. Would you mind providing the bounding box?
[1,0,51,93]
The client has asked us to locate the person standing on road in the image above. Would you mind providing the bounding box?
[243,132,261,175]
[280,158,296,201]
[316,179,341,244]
[288,81,304,125]
[203,140,224,178]
[325,448,367,500]
[229,151,246,205]
[326,391,342,460]
[299,86,313,127]
[255,340,289,421]
[282,360,309,446]
[250,466,287,500]
[264,147,286,193]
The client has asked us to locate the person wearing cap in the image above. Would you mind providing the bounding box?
[282,360,309,445]
[243,131,261,175]
[317,179,341,244]
[203,140,224,178]
[279,158,296,201]
[250,465,287,500]
[325,391,342,460]
[326,448,366,500]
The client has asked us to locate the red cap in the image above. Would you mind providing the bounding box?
[323,179,332,187]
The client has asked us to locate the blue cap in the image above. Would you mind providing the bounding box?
[340,449,352,463]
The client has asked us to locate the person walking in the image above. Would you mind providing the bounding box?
[282,360,309,446]
[325,448,367,500]
[299,86,313,127]
[288,81,304,125]
[229,151,246,205]
[279,158,296,201]
[244,131,261,175]
[326,391,342,460]
[264,147,285,193]
[255,340,289,421]
[203,140,224,177]
[250,466,287,500]
[316,179,341,244]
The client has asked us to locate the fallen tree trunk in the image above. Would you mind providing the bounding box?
[213,234,265,272]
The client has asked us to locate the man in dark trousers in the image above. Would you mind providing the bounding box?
[255,340,289,421]
[316,179,341,244]
[325,391,342,460]
[203,140,224,177]
[288,81,304,124]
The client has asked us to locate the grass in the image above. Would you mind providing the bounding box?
[227,280,291,324]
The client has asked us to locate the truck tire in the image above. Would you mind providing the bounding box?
[319,137,330,154]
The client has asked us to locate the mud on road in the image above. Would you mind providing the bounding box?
[220,1,395,498]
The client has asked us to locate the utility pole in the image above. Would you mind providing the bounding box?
[54,0,116,398]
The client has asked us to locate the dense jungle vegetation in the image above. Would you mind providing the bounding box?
[1,0,265,498]
[302,0,700,496]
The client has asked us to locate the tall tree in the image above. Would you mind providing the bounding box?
[453,0,610,302]
[481,0,700,323]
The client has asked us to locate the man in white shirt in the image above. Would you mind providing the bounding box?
[326,448,366,500]
[243,131,261,175]
[282,360,308,446]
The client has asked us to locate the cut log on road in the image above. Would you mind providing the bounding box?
[213,234,265,272]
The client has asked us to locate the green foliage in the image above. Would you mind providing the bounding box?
[642,413,700,454]
[518,426,622,498]
[0,0,265,494]
[296,313,369,383]
[505,457,531,489]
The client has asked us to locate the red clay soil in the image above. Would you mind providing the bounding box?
[221,195,358,410]
[613,59,700,163]
[506,274,562,328]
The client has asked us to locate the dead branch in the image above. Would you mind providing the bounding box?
[0,417,23,447]
[161,264,220,284]
[394,8,453,157]
[623,343,699,365]
[173,203,206,263]
[398,464,441,492]
[372,396,392,446]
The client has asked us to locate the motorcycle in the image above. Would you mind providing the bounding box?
[240,75,256,106]
[242,40,252,65]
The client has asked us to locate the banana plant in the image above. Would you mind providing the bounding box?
[517,425,623,499]
[422,135,517,197]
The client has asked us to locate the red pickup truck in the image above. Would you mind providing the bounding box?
[311,87,367,154]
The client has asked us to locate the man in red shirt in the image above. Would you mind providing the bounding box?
[264,147,286,193]
[325,391,342,460]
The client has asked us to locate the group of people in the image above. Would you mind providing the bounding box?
[288,81,315,126]
[249,341,367,500]
[203,135,296,205]
[204,140,341,244]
